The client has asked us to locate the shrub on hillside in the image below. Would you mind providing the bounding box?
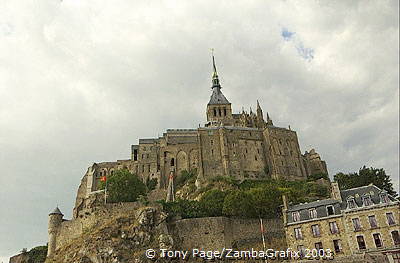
[98,169,146,203]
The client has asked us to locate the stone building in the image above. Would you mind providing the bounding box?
[283,182,400,262]
[73,55,327,206]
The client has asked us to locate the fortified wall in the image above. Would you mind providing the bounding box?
[48,191,285,257]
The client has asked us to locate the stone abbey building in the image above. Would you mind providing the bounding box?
[73,56,327,217]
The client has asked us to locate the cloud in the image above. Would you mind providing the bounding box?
[281,27,314,61]
[0,0,398,259]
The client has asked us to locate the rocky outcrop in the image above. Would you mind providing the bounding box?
[45,206,169,263]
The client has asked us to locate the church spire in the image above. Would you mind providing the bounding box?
[211,49,221,88]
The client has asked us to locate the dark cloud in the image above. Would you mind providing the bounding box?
[0,0,398,260]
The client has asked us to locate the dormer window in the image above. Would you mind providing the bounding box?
[309,208,317,219]
[327,205,335,215]
[362,194,373,206]
[380,191,390,203]
[292,211,300,222]
[347,196,357,209]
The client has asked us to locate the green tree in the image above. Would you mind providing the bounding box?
[199,189,227,217]
[334,166,397,196]
[98,169,146,202]
[222,191,256,218]
[248,187,282,218]
[27,245,47,263]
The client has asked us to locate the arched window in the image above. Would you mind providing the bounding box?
[224,108,227,116]
[170,158,175,166]
[213,108,217,117]
[218,108,222,116]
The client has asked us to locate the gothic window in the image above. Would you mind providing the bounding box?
[218,108,222,116]
[213,108,217,117]
[133,149,138,161]
[369,215,378,228]
[224,108,227,116]
[170,158,175,167]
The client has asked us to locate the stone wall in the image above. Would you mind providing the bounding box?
[170,217,284,251]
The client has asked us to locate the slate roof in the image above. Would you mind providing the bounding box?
[287,199,339,212]
[208,87,230,105]
[49,207,63,216]
[286,184,397,224]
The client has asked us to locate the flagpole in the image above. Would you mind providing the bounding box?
[104,176,107,205]
[260,217,268,263]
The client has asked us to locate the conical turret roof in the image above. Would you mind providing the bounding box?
[49,206,63,216]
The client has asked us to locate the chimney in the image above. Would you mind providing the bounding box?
[331,182,342,202]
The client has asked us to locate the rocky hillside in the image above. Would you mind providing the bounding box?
[45,206,170,263]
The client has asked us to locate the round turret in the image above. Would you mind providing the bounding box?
[47,207,64,257]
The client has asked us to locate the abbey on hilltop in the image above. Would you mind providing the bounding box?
[72,55,328,217]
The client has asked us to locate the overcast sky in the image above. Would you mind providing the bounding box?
[0,0,399,261]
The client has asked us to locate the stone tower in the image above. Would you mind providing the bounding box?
[47,207,63,257]
[206,54,233,126]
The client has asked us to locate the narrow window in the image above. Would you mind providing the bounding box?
[373,233,383,248]
[255,155,258,161]
[218,108,222,116]
[329,222,339,234]
[327,205,335,215]
[352,218,362,231]
[315,242,323,250]
[164,152,167,158]
[380,192,390,203]
[147,164,150,173]
[386,212,396,225]
[170,158,175,167]
[333,240,342,253]
[309,208,317,219]
[211,149,214,156]
[368,215,378,228]
[294,227,303,240]
[297,245,305,258]
[292,211,300,222]
[311,224,321,237]
[347,197,357,209]
[224,108,227,116]
[357,236,366,250]
[133,149,138,161]
[213,108,217,117]
[146,154,149,159]
[391,230,400,245]
[210,140,214,145]
[362,194,373,206]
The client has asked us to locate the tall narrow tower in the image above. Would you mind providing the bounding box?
[47,207,63,257]
[206,53,233,126]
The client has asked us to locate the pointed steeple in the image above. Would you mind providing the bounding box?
[211,51,221,88]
